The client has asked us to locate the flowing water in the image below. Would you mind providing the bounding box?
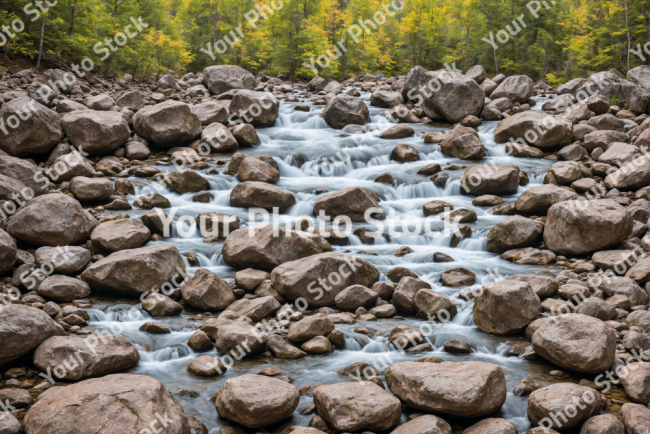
[85,92,561,433]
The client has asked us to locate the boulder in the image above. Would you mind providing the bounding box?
[584,130,629,152]
[91,218,150,252]
[527,383,602,430]
[370,90,404,108]
[463,419,517,434]
[506,275,559,298]
[461,164,520,196]
[314,187,381,222]
[8,193,98,247]
[487,216,544,253]
[38,275,91,302]
[84,94,115,110]
[402,66,426,101]
[238,157,280,183]
[621,403,650,434]
[491,75,534,103]
[81,245,186,297]
[532,313,616,373]
[69,177,114,201]
[473,280,541,335]
[230,90,279,127]
[392,277,431,313]
[544,199,633,255]
[334,285,378,310]
[142,293,182,316]
[619,362,650,404]
[271,252,380,307]
[0,96,62,156]
[589,275,648,306]
[0,304,65,365]
[222,296,281,322]
[514,184,579,214]
[201,122,238,152]
[214,374,299,428]
[230,181,295,211]
[33,334,139,380]
[23,374,191,434]
[322,95,369,129]
[313,382,401,432]
[494,111,572,148]
[133,101,202,146]
[223,225,330,271]
[441,133,485,160]
[605,155,650,190]
[214,320,267,356]
[267,334,307,359]
[0,155,50,196]
[323,81,342,94]
[231,123,261,146]
[579,414,625,434]
[307,77,328,92]
[385,361,506,417]
[413,288,457,320]
[203,65,256,95]
[440,268,475,287]
[27,81,57,106]
[466,65,486,84]
[576,69,649,114]
[181,268,235,311]
[34,246,90,274]
[187,355,226,376]
[61,110,130,155]
[115,90,144,111]
[419,70,485,123]
[390,143,419,162]
[0,228,16,274]
[163,170,210,194]
[575,297,616,320]
[190,100,228,125]
[287,314,334,343]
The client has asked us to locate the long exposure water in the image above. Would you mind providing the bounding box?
[85,91,561,433]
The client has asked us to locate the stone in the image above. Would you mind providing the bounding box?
[506,275,559,298]
[115,90,144,111]
[214,374,299,428]
[61,110,130,155]
[81,245,186,297]
[385,361,506,417]
[230,90,279,127]
[8,193,97,247]
[473,280,541,335]
[334,285,378,311]
[181,268,235,311]
[230,182,296,211]
[544,199,633,255]
[91,218,150,252]
[527,383,602,430]
[142,293,182,316]
[532,313,617,373]
[163,170,210,194]
[201,122,238,152]
[133,101,201,146]
[23,374,191,434]
[605,155,650,190]
[314,187,381,222]
[38,275,91,302]
[494,111,572,148]
[0,97,62,156]
[419,70,485,123]
[621,403,650,434]
[321,94,369,128]
[0,228,16,274]
[187,355,226,376]
[463,419,517,434]
[491,75,534,103]
[33,334,139,380]
[203,65,256,95]
[371,90,404,108]
[69,177,114,201]
[487,216,544,254]
[461,165,520,196]
[619,362,650,404]
[440,268,475,287]
[514,184,579,214]
[238,157,280,183]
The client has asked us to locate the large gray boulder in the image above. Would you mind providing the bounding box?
[34,246,91,274]
[605,154,650,190]
[490,75,534,103]
[223,225,331,271]
[37,275,91,302]
[214,374,299,428]
[23,374,191,434]
[487,216,544,253]
[621,403,650,434]
[419,70,485,123]
[532,313,616,373]
[385,361,506,417]
[61,110,130,155]
[230,182,296,211]
[181,268,235,311]
[190,100,228,125]
[203,65,256,95]
[90,218,151,252]
[575,69,649,114]
[271,252,380,307]
[494,111,572,148]
[229,90,279,127]
[33,334,139,380]
[544,199,632,255]
[0,96,62,156]
[322,95,369,129]
[8,193,98,247]
[313,187,381,222]
[527,383,602,430]
[0,228,16,275]
[514,184,579,214]
[0,304,65,366]
[81,245,186,297]
[401,66,426,101]
[473,280,540,335]
[133,101,202,146]
[313,382,401,432]
[0,155,50,196]
[461,164,520,196]
[115,90,144,111]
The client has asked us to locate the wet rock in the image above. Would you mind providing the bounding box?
[514,184,579,214]
[181,268,235,311]
[23,374,191,434]
[474,280,541,335]
[0,96,62,156]
[443,337,472,354]
[334,285,378,310]
[423,200,453,216]
[214,374,299,428]
[506,275,558,298]
[414,288,457,320]
[441,132,485,160]
[188,355,227,377]
[223,225,330,271]
[8,193,98,247]
[544,199,633,255]
[487,216,544,254]
[271,252,379,307]
[492,75,534,103]
[605,155,650,190]
[0,388,32,408]
[532,313,616,373]
[38,275,91,302]
[287,314,334,343]
[314,187,381,222]
[391,276,431,313]
[619,362,650,404]
[461,164,520,196]
[371,90,404,108]
[494,111,572,148]
[201,122,238,152]
[203,65,256,95]
[621,403,650,434]
[191,100,228,125]
[133,100,202,146]
[440,268,475,287]
[390,143,419,162]
[142,293,182,316]
[139,322,171,334]
[188,330,213,352]
[163,170,210,194]
[81,245,186,297]
[61,110,130,155]
[527,383,602,430]
[267,335,307,359]
[322,95,369,129]
[238,157,280,183]
[419,71,485,123]
[230,181,296,211]
[223,296,280,322]
[385,361,506,417]
[33,334,139,380]
[214,320,267,356]
[234,268,269,290]
[230,90,279,127]
[463,418,517,434]
[301,336,333,354]
[91,218,150,252]
[69,177,115,201]
[313,381,401,432]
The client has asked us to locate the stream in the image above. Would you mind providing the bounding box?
[85,91,561,433]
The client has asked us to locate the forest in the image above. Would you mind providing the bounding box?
[1,0,650,84]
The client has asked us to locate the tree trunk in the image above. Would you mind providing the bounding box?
[623,0,631,72]
[36,15,45,69]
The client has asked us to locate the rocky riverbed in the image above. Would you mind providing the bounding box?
[1,65,650,434]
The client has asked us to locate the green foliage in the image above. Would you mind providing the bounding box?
[1,0,650,80]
